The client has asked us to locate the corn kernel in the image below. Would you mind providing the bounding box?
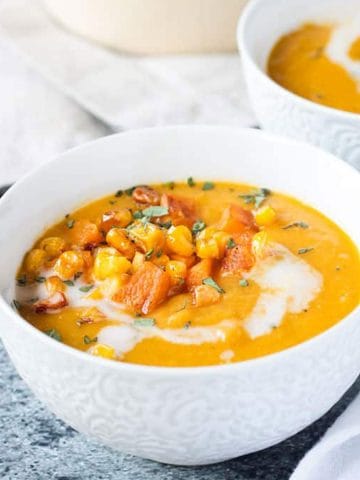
[128,221,166,253]
[132,251,145,272]
[100,274,129,299]
[98,208,133,232]
[54,250,85,280]
[170,253,197,268]
[252,231,268,257]
[195,227,220,259]
[255,206,276,226]
[93,247,132,280]
[39,237,67,259]
[90,343,117,360]
[166,225,194,257]
[166,260,187,286]
[106,228,135,260]
[46,276,65,295]
[196,238,219,259]
[25,249,47,273]
[152,253,170,268]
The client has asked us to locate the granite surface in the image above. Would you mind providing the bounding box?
[0,341,359,480]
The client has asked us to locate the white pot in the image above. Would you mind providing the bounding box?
[238,0,360,169]
[0,126,359,465]
[43,0,249,54]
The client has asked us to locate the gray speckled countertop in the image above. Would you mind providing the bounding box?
[0,344,359,480]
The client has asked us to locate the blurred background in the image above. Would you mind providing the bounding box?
[0,0,255,186]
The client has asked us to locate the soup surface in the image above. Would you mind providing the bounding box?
[268,23,360,114]
[16,180,360,366]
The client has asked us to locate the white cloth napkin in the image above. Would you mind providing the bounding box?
[291,392,360,479]
[0,0,255,131]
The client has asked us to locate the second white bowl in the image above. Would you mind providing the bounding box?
[238,0,360,169]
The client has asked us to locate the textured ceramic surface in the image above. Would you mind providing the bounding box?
[238,0,360,170]
[0,127,360,465]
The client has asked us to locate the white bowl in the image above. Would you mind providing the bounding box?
[0,126,360,465]
[238,0,360,169]
[43,0,249,54]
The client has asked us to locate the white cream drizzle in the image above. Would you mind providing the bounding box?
[326,17,360,84]
[243,245,323,338]
[17,243,323,355]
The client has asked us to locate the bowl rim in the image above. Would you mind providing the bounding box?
[1,125,359,376]
[237,0,360,122]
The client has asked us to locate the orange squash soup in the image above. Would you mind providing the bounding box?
[15,180,360,367]
[268,23,360,114]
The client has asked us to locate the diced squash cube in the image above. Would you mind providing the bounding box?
[166,225,194,257]
[93,247,132,280]
[218,204,258,234]
[106,228,135,260]
[34,291,68,313]
[124,262,171,314]
[186,259,213,288]
[221,233,254,275]
[160,194,196,227]
[54,251,85,280]
[132,186,160,205]
[255,206,276,226]
[192,284,221,307]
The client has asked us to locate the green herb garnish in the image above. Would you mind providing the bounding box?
[202,181,215,191]
[35,276,46,283]
[79,285,94,293]
[134,318,156,327]
[109,200,117,205]
[159,221,172,229]
[115,190,123,197]
[133,210,144,220]
[164,181,175,190]
[142,206,169,218]
[45,329,62,342]
[282,221,309,230]
[187,177,196,187]
[145,248,154,260]
[83,335,98,345]
[226,238,236,249]
[28,296,39,304]
[298,247,314,255]
[16,275,27,287]
[192,220,206,235]
[239,279,249,287]
[63,280,75,287]
[239,188,271,208]
[202,277,225,294]
[125,186,136,196]
[156,249,163,258]
[66,219,75,229]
